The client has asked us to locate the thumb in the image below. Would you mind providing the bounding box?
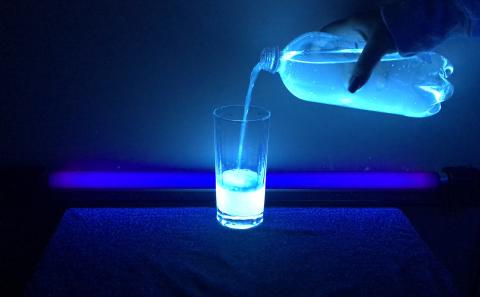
[348,32,389,93]
[320,18,350,35]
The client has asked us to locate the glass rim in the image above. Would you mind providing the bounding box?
[213,105,271,122]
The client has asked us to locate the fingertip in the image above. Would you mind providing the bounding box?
[348,34,388,93]
[348,75,364,93]
[348,84,357,94]
[348,74,360,94]
[348,82,357,93]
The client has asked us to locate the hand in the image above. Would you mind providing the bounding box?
[321,10,397,93]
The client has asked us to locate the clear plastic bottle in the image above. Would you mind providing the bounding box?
[259,32,454,117]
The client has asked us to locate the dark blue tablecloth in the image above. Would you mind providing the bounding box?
[26,208,458,297]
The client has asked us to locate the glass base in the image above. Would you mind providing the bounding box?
[216,209,263,230]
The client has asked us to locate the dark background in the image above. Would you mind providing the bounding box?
[1,2,480,296]
[2,0,480,172]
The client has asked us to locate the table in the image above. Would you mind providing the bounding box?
[26,208,458,297]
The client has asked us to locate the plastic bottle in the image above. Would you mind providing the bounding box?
[259,32,454,117]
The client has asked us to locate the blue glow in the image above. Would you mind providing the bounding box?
[417,85,444,104]
[49,171,439,190]
[278,50,453,117]
[49,171,214,189]
[267,172,440,189]
[265,32,454,118]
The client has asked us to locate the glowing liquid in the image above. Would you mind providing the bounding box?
[278,49,454,117]
[237,63,262,167]
[216,169,265,218]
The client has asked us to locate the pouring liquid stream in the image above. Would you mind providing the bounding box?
[236,63,262,168]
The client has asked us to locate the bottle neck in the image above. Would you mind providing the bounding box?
[259,47,280,73]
